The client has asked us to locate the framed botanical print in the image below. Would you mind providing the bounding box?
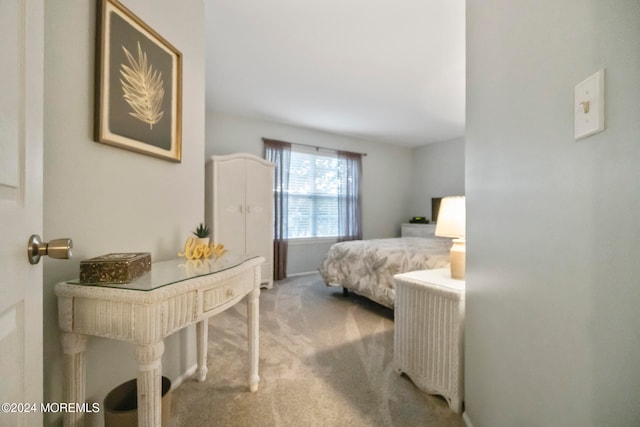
[95,0,182,162]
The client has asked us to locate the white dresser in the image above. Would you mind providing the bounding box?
[393,268,465,413]
[206,153,274,288]
[401,223,436,238]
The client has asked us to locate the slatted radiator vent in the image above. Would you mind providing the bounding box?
[393,269,465,413]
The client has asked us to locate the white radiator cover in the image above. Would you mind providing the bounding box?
[394,268,465,413]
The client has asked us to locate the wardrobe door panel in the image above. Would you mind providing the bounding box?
[245,161,273,285]
[213,158,246,256]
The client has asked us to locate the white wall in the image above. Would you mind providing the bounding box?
[409,137,465,221]
[465,1,640,426]
[43,1,205,425]
[206,112,414,275]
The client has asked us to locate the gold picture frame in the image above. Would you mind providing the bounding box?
[95,0,182,162]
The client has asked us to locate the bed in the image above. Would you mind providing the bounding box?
[318,236,452,308]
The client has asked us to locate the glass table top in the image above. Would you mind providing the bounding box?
[66,253,254,291]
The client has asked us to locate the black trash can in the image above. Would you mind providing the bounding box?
[104,376,172,427]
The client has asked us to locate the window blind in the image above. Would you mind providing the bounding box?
[287,149,342,238]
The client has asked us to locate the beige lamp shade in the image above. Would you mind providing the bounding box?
[435,196,466,279]
[435,196,466,238]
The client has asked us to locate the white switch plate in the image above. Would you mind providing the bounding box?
[575,69,605,140]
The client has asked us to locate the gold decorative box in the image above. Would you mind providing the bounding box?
[79,252,151,284]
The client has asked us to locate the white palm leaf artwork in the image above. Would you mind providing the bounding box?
[119,41,165,129]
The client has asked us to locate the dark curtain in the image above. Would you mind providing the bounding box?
[263,138,291,281]
[337,151,363,241]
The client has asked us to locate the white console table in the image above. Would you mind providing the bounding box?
[393,268,465,413]
[55,255,264,427]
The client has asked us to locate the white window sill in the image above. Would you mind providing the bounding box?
[288,237,338,245]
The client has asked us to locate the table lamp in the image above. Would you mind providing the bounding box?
[435,196,466,279]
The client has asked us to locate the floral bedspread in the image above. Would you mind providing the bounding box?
[318,237,452,308]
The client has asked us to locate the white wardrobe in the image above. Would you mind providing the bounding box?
[205,153,274,288]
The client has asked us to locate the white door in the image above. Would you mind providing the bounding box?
[0,1,45,426]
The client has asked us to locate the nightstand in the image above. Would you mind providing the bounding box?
[393,268,465,413]
[401,223,436,237]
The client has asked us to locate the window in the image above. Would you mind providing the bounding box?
[287,149,341,238]
[265,137,362,248]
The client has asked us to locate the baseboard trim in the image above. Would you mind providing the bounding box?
[462,411,474,427]
[170,364,197,391]
[286,271,318,278]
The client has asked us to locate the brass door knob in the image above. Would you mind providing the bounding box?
[27,234,73,265]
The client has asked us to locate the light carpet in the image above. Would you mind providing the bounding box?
[170,273,465,427]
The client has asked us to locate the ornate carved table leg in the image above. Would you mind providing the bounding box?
[196,320,208,381]
[247,287,260,392]
[135,341,165,427]
[61,333,88,427]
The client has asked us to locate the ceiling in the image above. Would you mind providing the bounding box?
[204,0,465,147]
